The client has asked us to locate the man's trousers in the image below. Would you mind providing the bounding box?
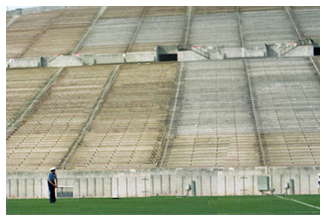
[48,183,56,203]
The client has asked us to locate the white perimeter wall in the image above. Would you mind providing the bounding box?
[6,167,320,199]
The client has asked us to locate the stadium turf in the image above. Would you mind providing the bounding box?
[6,195,320,215]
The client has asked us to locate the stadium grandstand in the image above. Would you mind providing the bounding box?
[6,6,320,198]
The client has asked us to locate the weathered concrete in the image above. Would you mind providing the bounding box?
[266,43,314,57]
[7,52,157,69]
[284,45,314,57]
[178,45,267,61]
[6,43,313,69]
[177,51,208,61]
[6,167,320,199]
[93,53,124,64]
[125,51,157,63]
[47,55,84,67]
[6,57,41,68]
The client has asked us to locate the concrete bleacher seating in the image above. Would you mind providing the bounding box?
[130,15,186,52]
[6,68,57,124]
[6,6,320,171]
[189,13,241,47]
[6,10,63,58]
[7,7,100,58]
[64,62,177,170]
[163,60,262,168]
[240,10,298,48]
[6,65,118,171]
[78,8,186,54]
[292,7,320,39]
[248,57,320,166]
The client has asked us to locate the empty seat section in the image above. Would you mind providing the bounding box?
[6,68,57,124]
[240,9,298,48]
[6,65,118,171]
[292,7,320,39]
[188,12,241,47]
[6,10,63,58]
[21,7,100,57]
[164,60,261,168]
[66,62,177,170]
[130,14,186,52]
[248,57,320,166]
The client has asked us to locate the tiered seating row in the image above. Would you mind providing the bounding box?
[22,7,101,57]
[292,7,320,39]
[6,68,58,124]
[130,15,186,52]
[79,14,186,54]
[167,134,260,168]
[78,18,140,54]
[6,10,62,58]
[188,13,241,47]
[240,10,298,48]
[6,65,118,171]
[7,7,320,58]
[164,60,261,168]
[65,62,177,170]
[6,7,101,58]
[248,58,320,166]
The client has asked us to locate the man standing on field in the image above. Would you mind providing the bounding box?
[48,167,58,203]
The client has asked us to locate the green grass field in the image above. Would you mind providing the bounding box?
[6,195,320,215]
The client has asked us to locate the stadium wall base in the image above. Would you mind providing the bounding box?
[6,167,320,199]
